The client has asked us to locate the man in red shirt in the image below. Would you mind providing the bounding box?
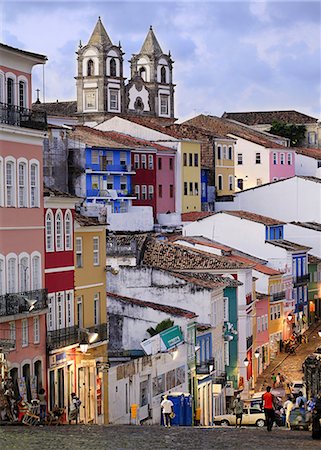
[262,386,275,431]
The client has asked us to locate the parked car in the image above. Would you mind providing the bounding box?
[214,407,266,427]
[290,380,306,397]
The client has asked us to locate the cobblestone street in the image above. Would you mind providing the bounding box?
[1,425,321,450]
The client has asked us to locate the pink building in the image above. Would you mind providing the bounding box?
[0,43,47,401]
[269,149,295,182]
[255,293,269,377]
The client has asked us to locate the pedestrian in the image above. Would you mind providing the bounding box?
[161,395,174,428]
[262,386,276,431]
[295,391,307,410]
[284,396,294,428]
[271,373,277,388]
[285,383,291,396]
[38,388,47,422]
[69,392,81,424]
[276,373,281,387]
[232,394,244,428]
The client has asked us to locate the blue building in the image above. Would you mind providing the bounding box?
[85,146,136,212]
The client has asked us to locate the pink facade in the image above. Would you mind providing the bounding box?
[256,296,269,347]
[0,43,47,403]
[269,149,295,181]
[156,152,176,214]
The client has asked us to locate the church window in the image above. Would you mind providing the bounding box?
[110,58,117,77]
[109,89,119,110]
[139,67,146,81]
[19,81,26,109]
[161,66,166,83]
[85,91,96,110]
[160,95,168,115]
[87,59,94,76]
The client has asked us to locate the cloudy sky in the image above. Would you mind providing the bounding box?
[2,0,320,120]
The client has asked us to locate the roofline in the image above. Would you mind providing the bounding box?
[0,43,47,63]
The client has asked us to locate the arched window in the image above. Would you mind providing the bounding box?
[55,210,64,251]
[139,67,146,81]
[64,210,72,250]
[19,256,29,292]
[5,159,16,207]
[30,162,39,207]
[87,59,94,76]
[7,255,17,293]
[18,161,28,207]
[161,66,166,83]
[45,210,54,252]
[19,81,26,109]
[110,58,117,77]
[31,254,41,290]
[7,78,14,105]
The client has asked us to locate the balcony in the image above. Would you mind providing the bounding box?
[271,291,286,302]
[293,273,310,287]
[87,164,134,174]
[0,102,47,131]
[246,335,253,350]
[47,323,108,351]
[0,289,48,317]
[86,189,136,199]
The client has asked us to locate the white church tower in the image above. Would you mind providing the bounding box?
[76,17,125,118]
[127,26,175,119]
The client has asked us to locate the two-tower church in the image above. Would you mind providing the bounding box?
[75,17,175,121]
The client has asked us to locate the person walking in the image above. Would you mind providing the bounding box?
[233,394,244,428]
[38,388,47,422]
[271,373,277,388]
[161,395,174,428]
[295,391,307,410]
[68,392,81,424]
[284,396,294,428]
[262,386,276,431]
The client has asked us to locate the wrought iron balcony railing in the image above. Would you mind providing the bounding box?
[293,273,310,286]
[0,103,47,131]
[271,291,286,302]
[47,323,108,351]
[0,289,48,317]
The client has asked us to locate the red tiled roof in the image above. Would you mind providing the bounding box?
[73,125,172,152]
[295,147,321,160]
[107,291,197,319]
[185,115,286,149]
[222,110,318,125]
[181,212,215,222]
[222,210,285,226]
[308,254,321,264]
[74,212,101,227]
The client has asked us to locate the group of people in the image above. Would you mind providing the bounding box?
[271,372,285,389]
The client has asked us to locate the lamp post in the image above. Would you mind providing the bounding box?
[244,357,249,367]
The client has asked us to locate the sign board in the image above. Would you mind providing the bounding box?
[0,339,15,351]
[141,325,184,355]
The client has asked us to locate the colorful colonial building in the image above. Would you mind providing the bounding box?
[0,43,47,400]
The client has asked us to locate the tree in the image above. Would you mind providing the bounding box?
[147,318,174,337]
[269,120,306,147]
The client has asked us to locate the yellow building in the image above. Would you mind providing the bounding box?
[74,213,108,424]
[268,275,285,361]
[181,141,202,213]
[214,139,236,198]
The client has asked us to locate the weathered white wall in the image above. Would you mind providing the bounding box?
[108,349,188,424]
[215,177,321,223]
[285,223,321,257]
[295,154,319,176]
[107,293,191,350]
[107,206,154,232]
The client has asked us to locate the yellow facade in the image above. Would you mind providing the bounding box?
[74,217,108,424]
[268,275,284,361]
[214,140,236,197]
[181,141,202,213]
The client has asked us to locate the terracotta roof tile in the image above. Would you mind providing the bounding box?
[142,238,251,271]
[107,291,197,319]
[185,115,286,149]
[295,147,321,160]
[181,212,215,222]
[32,100,77,117]
[222,110,318,125]
[74,212,101,227]
[308,254,321,264]
[267,239,311,252]
[291,222,321,232]
[222,210,285,226]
